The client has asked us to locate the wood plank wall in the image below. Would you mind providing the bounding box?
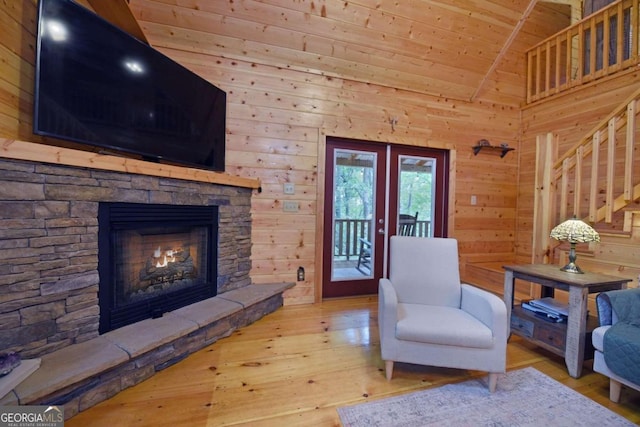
[1,1,570,304]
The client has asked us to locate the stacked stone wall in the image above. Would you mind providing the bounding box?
[0,159,252,358]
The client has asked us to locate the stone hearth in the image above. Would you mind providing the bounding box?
[0,282,292,419]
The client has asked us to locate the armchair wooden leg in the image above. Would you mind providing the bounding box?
[488,372,499,393]
[385,360,394,381]
[610,379,622,402]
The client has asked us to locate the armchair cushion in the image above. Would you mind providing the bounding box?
[396,303,493,348]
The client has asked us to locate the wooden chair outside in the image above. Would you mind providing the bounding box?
[356,238,372,274]
[398,212,418,236]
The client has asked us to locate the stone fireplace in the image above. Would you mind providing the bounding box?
[0,157,253,359]
[98,203,218,332]
[0,151,293,417]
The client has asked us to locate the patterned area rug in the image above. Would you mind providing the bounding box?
[337,367,633,426]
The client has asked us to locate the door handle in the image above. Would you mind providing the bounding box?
[378,228,385,234]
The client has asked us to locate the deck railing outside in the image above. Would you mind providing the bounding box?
[526,0,640,103]
[333,219,431,260]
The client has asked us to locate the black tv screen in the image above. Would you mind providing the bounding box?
[34,0,226,171]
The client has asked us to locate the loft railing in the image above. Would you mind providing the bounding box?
[526,0,640,103]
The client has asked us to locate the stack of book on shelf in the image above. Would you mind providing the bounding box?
[521,297,569,323]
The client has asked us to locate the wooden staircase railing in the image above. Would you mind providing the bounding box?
[526,0,640,104]
[552,86,640,225]
[532,87,640,264]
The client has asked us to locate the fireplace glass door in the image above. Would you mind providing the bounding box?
[99,203,217,333]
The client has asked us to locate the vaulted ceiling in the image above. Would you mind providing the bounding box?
[88,0,573,102]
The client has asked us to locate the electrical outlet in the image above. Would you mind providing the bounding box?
[283,183,295,194]
[283,201,299,212]
[471,195,477,205]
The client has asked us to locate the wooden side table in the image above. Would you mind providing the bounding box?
[503,264,630,378]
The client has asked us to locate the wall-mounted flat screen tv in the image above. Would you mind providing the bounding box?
[34,0,226,171]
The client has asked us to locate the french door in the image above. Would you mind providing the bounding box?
[322,137,449,298]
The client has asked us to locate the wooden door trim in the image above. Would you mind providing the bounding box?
[315,131,326,303]
[322,137,387,298]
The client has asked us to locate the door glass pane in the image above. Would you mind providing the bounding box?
[397,155,435,237]
[332,149,376,280]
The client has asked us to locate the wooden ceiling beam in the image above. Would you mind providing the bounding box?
[87,0,148,44]
[471,0,539,101]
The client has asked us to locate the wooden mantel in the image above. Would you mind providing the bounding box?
[0,138,260,190]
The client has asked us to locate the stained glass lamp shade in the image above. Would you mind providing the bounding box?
[549,217,600,274]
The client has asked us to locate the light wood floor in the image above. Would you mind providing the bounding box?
[66,296,640,426]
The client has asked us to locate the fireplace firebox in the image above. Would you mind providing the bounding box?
[98,203,218,333]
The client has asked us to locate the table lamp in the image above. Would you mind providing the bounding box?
[549,216,600,273]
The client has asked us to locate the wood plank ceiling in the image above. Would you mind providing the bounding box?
[87,0,575,102]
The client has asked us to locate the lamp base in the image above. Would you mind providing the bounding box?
[560,262,584,274]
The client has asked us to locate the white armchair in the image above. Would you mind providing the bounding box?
[379,236,508,392]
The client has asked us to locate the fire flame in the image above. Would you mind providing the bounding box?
[154,246,177,268]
